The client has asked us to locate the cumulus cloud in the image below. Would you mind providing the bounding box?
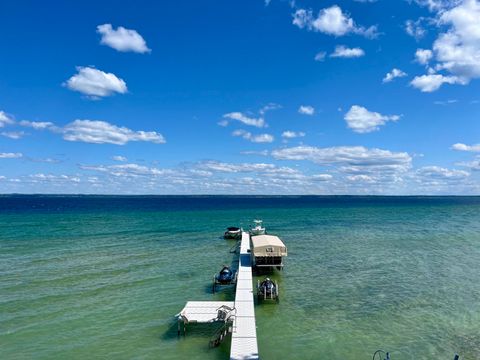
[199,161,298,175]
[62,120,165,145]
[416,166,469,181]
[298,105,315,115]
[80,163,169,177]
[415,49,433,64]
[383,68,407,83]
[73,160,332,195]
[411,0,480,91]
[259,103,281,115]
[65,66,127,98]
[0,152,23,158]
[451,142,480,152]
[221,105,279,128]
[272,145,411,172]
[19,120,55,129]
[413,0,462,11]
[232,129,274,143]
[292,5,378,38]
[282,131,306,138]
[330,45,365,58]
[433,0,480,79]
[97,24,150,53]
[113,155,128,162]
[410,74,464,92]
[456,158,480,171]
[405,19,427,39]
[2,131,25,139]
[29,173,81,183]
[347,174,376,182]
[0,111,14,127]
[240,150,269,156]
[223,112,265,128]
[311,174,333,181]
[344,105,400,133]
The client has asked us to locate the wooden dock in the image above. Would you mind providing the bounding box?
[230,231,259,360]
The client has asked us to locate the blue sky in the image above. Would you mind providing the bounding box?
[0,0,479,194]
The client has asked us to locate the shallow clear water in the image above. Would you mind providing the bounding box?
[1,196,479,359]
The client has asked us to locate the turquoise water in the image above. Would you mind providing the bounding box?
[1,196,480,359]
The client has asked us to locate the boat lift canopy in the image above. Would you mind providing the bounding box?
[251,235,287,257]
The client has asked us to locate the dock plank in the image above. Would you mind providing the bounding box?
[230,231,259,360]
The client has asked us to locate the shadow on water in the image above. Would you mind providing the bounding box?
[162,321,229,340]
[161,318,232,360]
[203,282,236,298]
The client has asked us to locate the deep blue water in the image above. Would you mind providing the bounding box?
[1,195,480,213]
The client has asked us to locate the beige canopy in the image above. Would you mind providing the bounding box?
[251,235,287,257]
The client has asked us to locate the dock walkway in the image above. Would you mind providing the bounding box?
[230,231,259,360]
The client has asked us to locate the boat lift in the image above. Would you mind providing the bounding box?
[212,266,238,294]
[257,277,279,302]
[176,301,236,344]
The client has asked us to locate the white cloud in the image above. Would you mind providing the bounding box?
[415,48,433,64]
[383,68,407,83]
[62,120,165,145]
[451,142,480,152]
[410,74,464,92]
[292,5,377,38]
[413,0,462,11]
[433,0,480,79]
[221,105,279,128]
[347,174,375,182]
[29,173,81,183]
[81,163,169,177]
[65,66,127,98]
[0,152,23,158]
[330,45,365,58]
[314,52,326,61]
[97,24,150,53]
[412,0,480,92]
[405,19,426,39]
[240,150,269,156]
[434,99,458,105]
[298,105,315,115]
[113,155,128,162]
[250,134,274,143]
[259,103,281,115]
[272,145,411,172]
[416,166,469,180]
[223,112,265,128]
[19,120,55,129]
[282,131,306,138]
[0,111,14,127]
[311,174,333,181]
[27,157,61,164]
[200,161,297,175]
[232,129,274,143]
[2,131,25,139]
[456,159,480,171]
[344,105,400,133]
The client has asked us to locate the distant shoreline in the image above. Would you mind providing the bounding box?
[0,194,479,198]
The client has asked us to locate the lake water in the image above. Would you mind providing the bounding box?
[1,196,479,359]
